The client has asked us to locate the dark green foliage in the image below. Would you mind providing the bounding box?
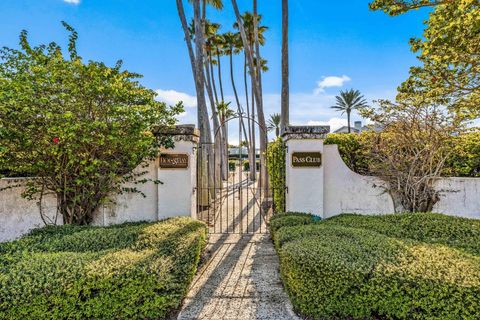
[324,133,374,175]
[324,212,480,256]
[0,217,207,320]
[444,131,480,177]
[324,131,480,178]
[266,138,286,212]
[228,160,237,171]
[269,212,316,234]
[271,213,480,319]
[242,160,260,172]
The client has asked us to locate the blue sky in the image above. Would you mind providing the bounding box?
[0,0,429,133]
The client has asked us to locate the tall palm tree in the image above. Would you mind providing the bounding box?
[176,0,213,205]
[223,31,249,147]
[281,0,289,134]
[267,113,281,138]
[232,8,268,183]
[331,89,369,133]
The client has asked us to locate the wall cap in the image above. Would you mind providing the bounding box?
[282,125,330,140]
[153,124,200,143]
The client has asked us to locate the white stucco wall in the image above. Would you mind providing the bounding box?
[286,142,480,219]
[285,139,324,215]
[0,179,58,242]
[323,145,394,218]
[1,139,197,242]
[158,140,197,219]
[433,177,480,219]
[91,159,159,226]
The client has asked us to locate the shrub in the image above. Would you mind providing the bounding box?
[266,138,286,212]
[0,217,207,320]
[242,160,260,172]
[269,212,317,234]
[272,213,480,319]
[444,131,480,177]
[0,23,182,224]
[324,132,375,175]
[324,212,480,256]
[325,131,480,178]
[228,160,236,171]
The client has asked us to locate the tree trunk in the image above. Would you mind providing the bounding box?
[209,55,219,105]
[176,0,212,206]
[217,49,224,102]
[243,52,254,179]
[280,0,289,135]
[252,0,268,190]
[230,50,250,152]
[347,111,351,133]
[250,76,257,181]
[205,55,224,185]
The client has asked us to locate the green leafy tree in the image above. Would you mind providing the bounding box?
[0,23,182,225]
[370,0,480,119]
[331,89,369,133]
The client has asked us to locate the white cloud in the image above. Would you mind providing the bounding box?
[63,0,80,4]
[155,89,197,108]
[306,119,348,132]
[314,75,351,94]
[157,82,388,141]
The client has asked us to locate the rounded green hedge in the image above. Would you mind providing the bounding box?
[269,212,317,234]
[0,217,207,320]
[324,213,480,256]
[272,213,480,319]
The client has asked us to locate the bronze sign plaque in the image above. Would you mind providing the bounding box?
[291,152,322,168]
[159,153,189,169]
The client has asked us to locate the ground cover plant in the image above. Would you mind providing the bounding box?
[270,212,480,319]
[0,217,207,320]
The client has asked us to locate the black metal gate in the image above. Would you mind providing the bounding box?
[196,116,284,234]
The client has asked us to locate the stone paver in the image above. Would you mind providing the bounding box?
[177,234,299,320]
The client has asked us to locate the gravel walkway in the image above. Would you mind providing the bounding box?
[177,233,299,320]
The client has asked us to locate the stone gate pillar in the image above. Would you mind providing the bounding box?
[282,126,330,217]
[156,125,199,220]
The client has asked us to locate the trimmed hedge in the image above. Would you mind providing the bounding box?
[271,212,480,319]
[0,217,207,320]
[324,213,480,256]
[269,212,317,234]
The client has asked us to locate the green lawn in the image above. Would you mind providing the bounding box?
[0,217,207,320]
[270,212,480,320]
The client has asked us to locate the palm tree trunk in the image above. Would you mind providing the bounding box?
[204,55,224,185]
[177,0,213,206]
[250,75,256,181]
[216,49,224,102]
[252,0,268,190]
[209,55,219,105]
[281,0,289,134]
[347,111,351,133]
[229,50,250,151]
[244,53,252,144]
[243,52,254,179]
